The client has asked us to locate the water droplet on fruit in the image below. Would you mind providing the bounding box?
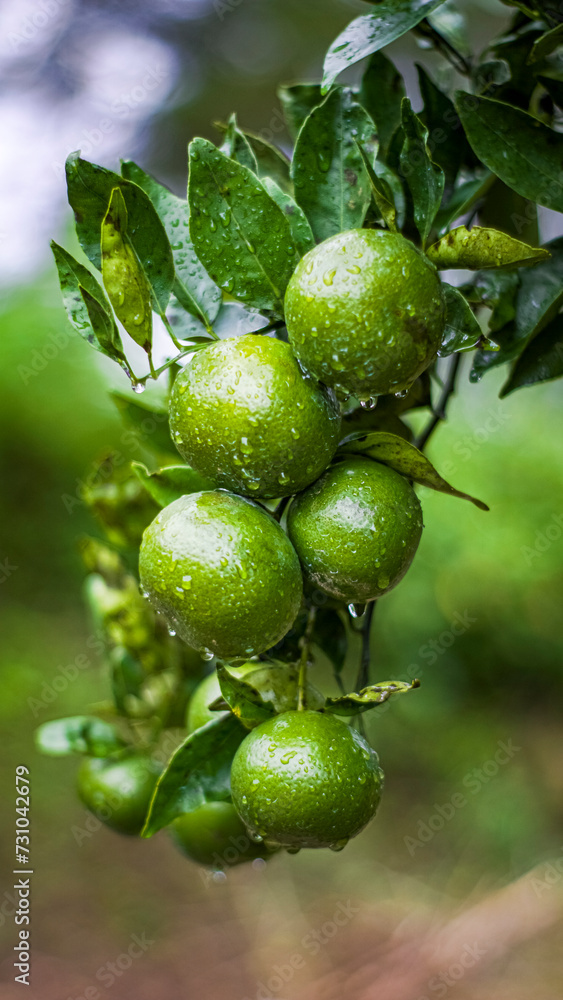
[201,648,214,661]
[286,846,301,855]
[348,603,366,619]
[329,838,349,852]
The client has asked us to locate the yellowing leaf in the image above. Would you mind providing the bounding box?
[427,226,550,270]
[101,187,153,354]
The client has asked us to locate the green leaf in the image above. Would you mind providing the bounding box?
[356,143,398,232]
[528,22,563,63]
[65,153,174,313]
[312,608,347,674]
[277,84,324,141]
[426,226,550,270]
[400,98,445,245]
[50,242,128,371]
[35,716,125,757]
[142,714,246,836]
[292,88,376,243]
[514,236,563,341]
[322,0,447,92]
[455,92,563,214]
[538,75,563,110]
[120,159,221,329]
[111,391,176,456]
[261,178,315,258]
[472,269,520,335]
[439,285,483,356]
[132,461,215,508]
[101,187,153,354]
[229,126,292,192]
[324,679,420,716]
[359,52,405,160]
[188,138,298,316]
[339,431,489,510]
[434,173,495,234]
[216,665,275,730]
[500,314,563,396]
[219,113,259,172]
[416,64,466,195]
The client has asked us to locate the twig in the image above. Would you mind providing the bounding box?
[415,21,472,76]
[355,601,376,693]
[415,353,462,452]
[297,606,316,711]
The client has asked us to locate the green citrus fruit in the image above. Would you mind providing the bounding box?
[287,456,423,604]
[169,801,277,868]
[284,229,445,399]
[169,334,341,498]
[230,710,384,849]
[139,491,303,659]
[77,751,161,836]
[186,662,326,732]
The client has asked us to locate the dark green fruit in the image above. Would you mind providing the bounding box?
[169,801,278,868]
[77,751,161,836]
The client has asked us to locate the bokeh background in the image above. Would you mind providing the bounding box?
[1,1,562,997]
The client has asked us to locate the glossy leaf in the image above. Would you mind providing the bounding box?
[322,0,447,92]
[292,88,375,243]
[50,242,128,370]
[324,679,420,716]
[277,84,324,141]
[35,716,125,757]
[339,431,489,510]
[500,314,563,396]
[188,138,298,315]
[416,64,466,194]
[132,462,215,508]
[234,128,292,192]
[216,665,275,730]
[514,237,563,341]
[455,92,563,214]
[439,285,483,357]
[356,143,398,232]
[121,159,221,329]
[359,52,405,160]
[142,714,246,836]
[65,153,174,312]
[472,269,520,335]
[528,22,563,62]
[261,178,315,258]
[101,187,153,353]
[400,98,445,245]
[427,226,549,270]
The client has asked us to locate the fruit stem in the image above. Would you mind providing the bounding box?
[297,606,316,710]
[414,21,472,76]
[356,601,376,692]
[415,353,462,453]
[251,319,286,337]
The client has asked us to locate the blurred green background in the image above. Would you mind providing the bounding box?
[1,1,562,997]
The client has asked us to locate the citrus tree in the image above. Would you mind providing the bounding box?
[36,0,563,868]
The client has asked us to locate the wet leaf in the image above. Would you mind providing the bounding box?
[427,226,549,270]
[65,153,174,313]
[359,51,405,160]
[50,242,129,370]
[35,716,126,757]
[400,98,445,245]
[219,113,259,172]
[110,391,176,457]
[292,88,376,243]
[219,122,291,192]
[528,22,563,63]
[216,665,275,730]
[356,143,398,232]
[121,159,221,330]
[142,714,246,836]
[324,679,420,716]
[500,314,563,396]
[455,92,563,213]
[261,177,315,258]
[188,138,298,316]
[312,607,347,673]
[322,0,447,92]
[416,64,467,195]
[339,431,489,510]
[514,236,563,341]
[132,462,215,508]
[101,187,153,354]
[434,172,495,234]
[439,284,483,356]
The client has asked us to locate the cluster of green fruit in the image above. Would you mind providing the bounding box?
[63,227,445,869]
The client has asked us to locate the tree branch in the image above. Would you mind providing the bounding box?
[415,353,462,453]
